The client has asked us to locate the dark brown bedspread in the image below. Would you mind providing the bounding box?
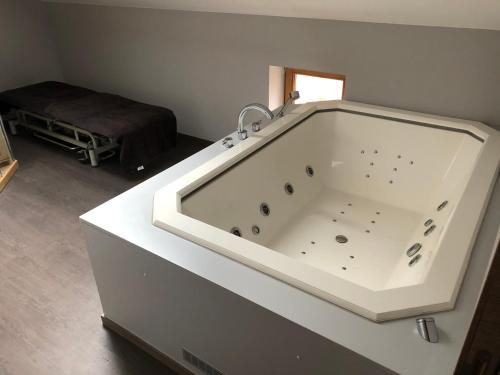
[0,81,177,171]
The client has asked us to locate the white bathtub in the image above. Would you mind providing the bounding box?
[153,101,500,322]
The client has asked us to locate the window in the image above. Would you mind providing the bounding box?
[284,68,345,104]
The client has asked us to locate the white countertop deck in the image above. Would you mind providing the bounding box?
[81,129,500,375]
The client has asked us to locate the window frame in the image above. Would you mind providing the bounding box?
[283,67,346,103]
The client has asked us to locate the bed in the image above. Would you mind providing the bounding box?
[0,81,177,172]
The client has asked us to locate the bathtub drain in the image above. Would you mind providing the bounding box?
[336,235,348,244]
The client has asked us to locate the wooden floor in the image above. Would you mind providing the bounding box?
[457,241,500,374]
[0,133,211,375]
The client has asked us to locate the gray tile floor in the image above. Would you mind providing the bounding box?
[0,132,210,375]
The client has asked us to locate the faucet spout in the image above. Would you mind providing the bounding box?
[237,103,274,140]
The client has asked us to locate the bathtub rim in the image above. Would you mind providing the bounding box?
[152,100,500,322]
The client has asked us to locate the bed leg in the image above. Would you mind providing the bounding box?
[89,149,99,167]
[8,120,18,135]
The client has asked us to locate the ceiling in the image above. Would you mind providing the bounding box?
[43,0,500,31]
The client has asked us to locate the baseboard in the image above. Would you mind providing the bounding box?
[101,314,194,375]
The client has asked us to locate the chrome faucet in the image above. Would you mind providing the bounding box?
[237,103,274,140]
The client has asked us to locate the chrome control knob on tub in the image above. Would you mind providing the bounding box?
[251,121,261,132]
[222,137,234,148]
[237,129,248,140]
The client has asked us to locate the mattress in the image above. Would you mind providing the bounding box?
[0,81,177,171]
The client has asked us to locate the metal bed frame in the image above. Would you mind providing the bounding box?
[7,109,118,167]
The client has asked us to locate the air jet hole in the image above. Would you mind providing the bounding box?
[340,211,345,214]
[301,251,306,255]
[365,230,370,233]
[424,224,436,236]
[437,200,448,211]
[260,203,270,216]
[409,254,421,267]
[342,266,347,270]
[389,180,394,184]
[230,227,242,237]
[350,255,355,259]
[284,183,294,195]
[406,243,422,257]
[310,241,316,245]
[366,174,370,178]
[252,225,260,235]
[305,166,314,177]
[371,220,376,224]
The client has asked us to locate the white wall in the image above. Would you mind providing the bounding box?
[46,4,500,141]
[268,65,284,111]
[0,0,63,91]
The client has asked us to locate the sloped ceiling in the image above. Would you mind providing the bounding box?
[43,0,500,30]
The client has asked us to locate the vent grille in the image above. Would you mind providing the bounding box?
[182,348,225,375]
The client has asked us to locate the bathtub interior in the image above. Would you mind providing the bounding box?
[181,110,483,291]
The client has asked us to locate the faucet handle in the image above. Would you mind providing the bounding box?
[222,136,234,148]
[237,129,248,140]
[251,120,262,132]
